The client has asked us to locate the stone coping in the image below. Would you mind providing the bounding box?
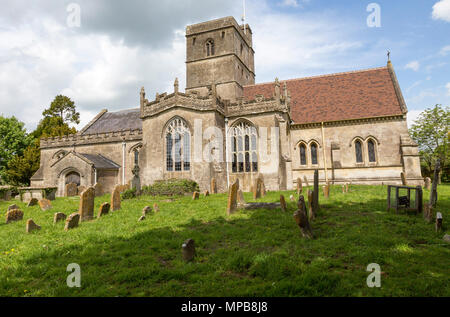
[18,187,57,190]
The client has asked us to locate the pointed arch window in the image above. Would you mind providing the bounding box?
[310,143,318,165]
[230,121,258,173]
[355,140,363,163]
[165,118,191,172]
[206,39,215,56]
[299,144,307,166]
[368,139,376,163]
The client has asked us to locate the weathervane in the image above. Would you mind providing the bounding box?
[242,0,246,34]
[387,50,391,62]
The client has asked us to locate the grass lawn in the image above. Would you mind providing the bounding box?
[0,185,449,297]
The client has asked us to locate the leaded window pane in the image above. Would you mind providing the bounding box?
[311,143,318,165]
[300,145,307,165]
[355,141,363,163]
[368,140,376,163]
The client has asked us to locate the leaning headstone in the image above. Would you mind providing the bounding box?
[296,178,303,195]
[94,183,103,197]
[304,176,309,187]
[153,203,160,213]
[142,206,152,216]
[237,190,246,205]
[192,192,200,200]
[423,203,433,223]
[6,209,24,224]
[435,212,443,232]
[401,172,407,186]
[65,183,78,197]
[261,181,267,197]
[27,198,39,207]
[79,187,95,222]
[345,183,349,193]
[280,195,287,212]
[203,190,209,197]
[64,213,80,231]
[342,185,346,194]
[77,186,86,196]
[138,215,146,222]
[293,196,313,239]
[53,212,67,224]
[430,159,441,207]
[211,178,217,194]
[307,189,315,221]
[227,179,239,215]
[424,177,431,190]
[38,199,52,211]
[26,219,41,233]
[98,203,110,218]
[111,185,121,212]
[182,239,195,262]
[253,177,264,199]
[8,204,20,212]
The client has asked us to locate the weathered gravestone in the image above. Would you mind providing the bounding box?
[182,239,195,262]
[423,203,433,223]
[138,215,146,222]
[401,172,407,186]
[424,177,431,190]
[79,187,95,221]
[39,199,52,211]
[211,178,217,194]
[93,183,103,197]
[293,196,313,239]
[342,185,346,194]
[227,179,239,215]
[6,209,24,224]
[27,198,39,207]
[436,212,443,232]
[443,234,450,243]
[429,159,440,207]
[322,185,330,199]
[98,203,110,218]
[64,213,80,231]
[53,212,67,224]
[307,189,315,221]
[252,177,264,199]
[280,195,287,212]
[142,206,152,216]
[192,192,200,200]
[237,189,246,205]
[153,203,160,213]
[304,176,309,187]
[111,185,121,211]
[297,178,303,195]
[203,190,210,197]
[345,183,349,193]
[26,219,41,233]
[65,183,78,197]
[77,186,86,196]
[8,204,19,212]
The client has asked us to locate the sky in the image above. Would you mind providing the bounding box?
[0,0,449,132]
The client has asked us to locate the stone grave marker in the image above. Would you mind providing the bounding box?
[313,170,319,213]
[430,159,441,207]
[111,185,121,211]
[304,175,309,187]
[26,219,41,233]
[280,195,287,212]
[27,198,39,207]
[39,199,52,211]
[64,213,80,231]
[237,189,246,205]
[192,192,200,200]
[6,209,24,224]
[79,187,95,222]
[293,196,313,239]
[182,239,195,262]
[65,183,78,197]
[153,203,160,213]
[203,190,209,197]
[211,178,217,194]
[142,206,152,216]
[98,203,110,218]
[297,177,303,195]
[8,204,19,212]
[53,212,67,224]
[227,179,239,215]
[307,189,315,221]
[424,177,431,190]
[436,212,443,232]
[94,183,103,197]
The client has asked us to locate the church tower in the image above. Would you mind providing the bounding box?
[185,17,255,101]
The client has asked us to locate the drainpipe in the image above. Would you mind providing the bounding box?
[321,122,329,184]
[225,118,230,189]
[122,141,126,185]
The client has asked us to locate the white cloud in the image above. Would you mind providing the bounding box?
[405,61,420,71]
[440,45,450,55]
[407,110,423,128]
[446,82,450,96]
[280,0,300,7]
[432,0,450,22]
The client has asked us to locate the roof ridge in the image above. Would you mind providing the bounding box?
[244,66,388,88]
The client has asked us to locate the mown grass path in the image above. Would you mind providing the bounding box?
[1,185,449,297]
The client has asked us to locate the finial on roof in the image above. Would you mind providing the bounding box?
[274,78,280,100]
[174,78,179,94]
[387,50,391,63]
[140,87,146,108]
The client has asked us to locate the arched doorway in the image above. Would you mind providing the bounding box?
[65,171,81,186]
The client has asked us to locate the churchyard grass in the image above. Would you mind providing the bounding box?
[0,185,449,297]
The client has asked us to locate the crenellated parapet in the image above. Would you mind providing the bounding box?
[40,129,143,149]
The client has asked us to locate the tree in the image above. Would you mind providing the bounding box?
[0,116,31,182]
[42,95,80,125]
[410,105,449,181]
[4,141,40,186]
[32,116,77,139]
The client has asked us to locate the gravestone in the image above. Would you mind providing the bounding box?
[77,186,86,196]
[237,190,246,205]
[307,189,315,221]
[290,195,295,202]
[192,192,200,200]
[65,183,78,197]
[94,183,103,197]
[138,215,146,222]
[401,172,407,186]
[98,203,110,218]
[26,219,41,233]
[27,198,39,207]
[296,178,303,195]
[304,176,309,187]
[322,185,329,199]
[53,212,67,224]
[8,204,19,212]
[111,185,121,211]
[424,177,431,190]
[253,177,264,200]
[182,239,195,262]
[342,185,346,194]
[142,206,152,216]
[262,181,267,196]
[443,234,450,243]
[227,179,239,215]
[153,203,160,213]
[313,170,319,213]
[293,196,313,239]
[430,159,441,207]
[6,209,23,224]
[280,195,287,212]
[436,212,443,232]
[345,183,349,193]
[64,213,80,231]
[79,187,95,221]
[423,203,433,223]
[203,190,209,197]
[39,199,52,211]
[211,178,217,194]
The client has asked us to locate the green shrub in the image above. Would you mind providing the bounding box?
[122,188,137,200]
[142,179,199,196]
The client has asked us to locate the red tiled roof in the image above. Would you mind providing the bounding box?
[243,67,405,124]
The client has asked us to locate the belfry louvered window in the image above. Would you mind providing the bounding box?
[230,121,258,173]
[165,118,191,172]
[206,39,215,56]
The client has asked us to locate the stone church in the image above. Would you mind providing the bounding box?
[31,16,423,196]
